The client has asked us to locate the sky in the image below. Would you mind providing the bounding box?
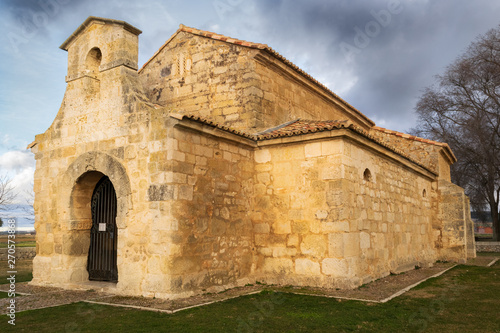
[0,0,499,203]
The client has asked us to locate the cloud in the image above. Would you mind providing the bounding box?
[9,166,34,204]
[0,150,34,204]
[1,134,10,147]
[0,150,35,172]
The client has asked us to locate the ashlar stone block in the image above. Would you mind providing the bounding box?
[328,233,344,257]
[254,149,271,163]
[262,257,293,274]
[300,234,326,257]
[322,258,349,276]
[360,231,371,249]
[305,142,322,158]
[343,232,360,257]
[295,258,320,275]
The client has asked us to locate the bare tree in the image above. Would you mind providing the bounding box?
[413,24,500,240]
[22,183,35,223]
[0,174,17,210]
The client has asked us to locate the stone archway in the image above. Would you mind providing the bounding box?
[64,152,131,226]
[59,151,131,284]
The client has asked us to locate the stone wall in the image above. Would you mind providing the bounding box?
[139,116,256,297]
[476,242,500,252]
[436,180,476,262]
[369,130,440,176]
[252,130,438,289]
[0,247,36,260]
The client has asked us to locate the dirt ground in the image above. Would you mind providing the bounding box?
[2,257,497,315]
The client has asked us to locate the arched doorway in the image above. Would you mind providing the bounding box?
[87,176,118,282]
[57,151,131,286]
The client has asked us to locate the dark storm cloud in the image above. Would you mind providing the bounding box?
[2,0,85,30]
[339,0,500,130]
[249,0,500,131]
[1,0,89,53]
[2,0,499,135]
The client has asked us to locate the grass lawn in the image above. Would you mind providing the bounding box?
[477,252,500,257]
[0,259,33,284]
[0,263,499,332]
[0,242,36,248]
[0,234,36,249]
[474,234,494,241]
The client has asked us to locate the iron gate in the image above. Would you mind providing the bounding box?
[87,176,118,282]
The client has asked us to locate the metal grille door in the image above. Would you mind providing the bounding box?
[87,176,118,282]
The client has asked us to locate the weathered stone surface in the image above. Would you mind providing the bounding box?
[148,184,175,201]
[322,258,349,276]
[295,258,321,275]
[262,258,293,274]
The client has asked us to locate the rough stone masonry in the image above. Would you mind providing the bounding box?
[28,16,475,299]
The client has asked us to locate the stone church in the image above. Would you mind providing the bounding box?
[29,16,475,299]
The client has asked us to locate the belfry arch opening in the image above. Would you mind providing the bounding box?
[85,47,102,74]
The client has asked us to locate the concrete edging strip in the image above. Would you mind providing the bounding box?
[279,292,380,303]
[379,265,457,303]
[82,290,263,314]
[83,300,174,314]
[487,258,499,267]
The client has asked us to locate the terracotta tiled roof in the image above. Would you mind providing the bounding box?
[174,114,256,140]
[140,24,373,127]
[180,24,268,50]
[372,126,457,162]
[255,119,353,140]
[174,115,434,173]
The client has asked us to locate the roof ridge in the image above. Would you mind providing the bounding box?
[372,126,457,164]
[255,118,301,135]
[372,126,447,147]
[174,114,256,140]
[179,24,269,49]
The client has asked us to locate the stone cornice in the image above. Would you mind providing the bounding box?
[60,16,142,51]
[170,114,258,148]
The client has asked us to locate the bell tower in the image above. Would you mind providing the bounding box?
[59,16,142,103]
